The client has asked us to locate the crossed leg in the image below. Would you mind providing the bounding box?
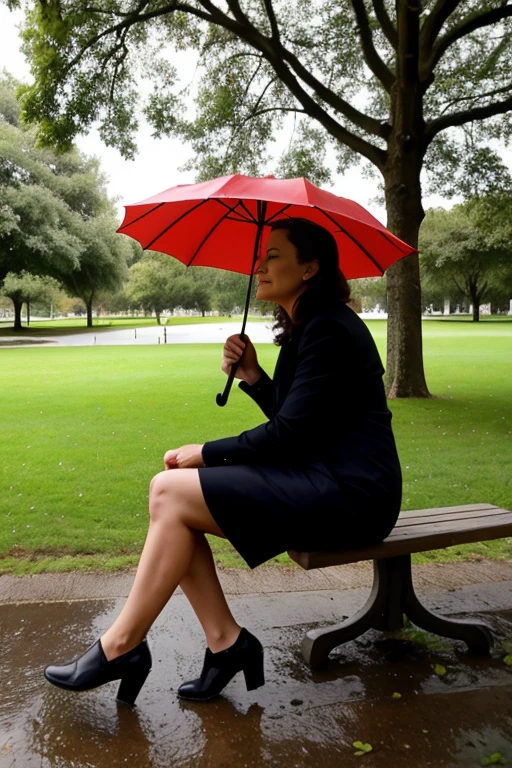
[101,468,241,661]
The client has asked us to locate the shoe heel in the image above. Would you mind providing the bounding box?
[117,667,150,705]
[242,653,265,691]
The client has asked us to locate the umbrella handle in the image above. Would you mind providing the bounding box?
[216,331,247,407]
[216,363,239,407]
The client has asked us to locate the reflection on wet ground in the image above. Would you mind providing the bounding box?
[1,597,511,767]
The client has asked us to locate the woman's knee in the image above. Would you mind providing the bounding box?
[148,471,180,522]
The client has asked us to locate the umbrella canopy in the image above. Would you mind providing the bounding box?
[118,173,414,279]
[117,174,416,405]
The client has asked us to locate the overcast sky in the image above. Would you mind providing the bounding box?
[1,5,510,224]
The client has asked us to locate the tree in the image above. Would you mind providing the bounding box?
[126,252,191,322]
[0,181,84,285]
[60,216,132,327]
[12,0,512,396]
[419,198,512,321]
[1,271,58,329]
[187,282,212,316]
[1,74,134,326]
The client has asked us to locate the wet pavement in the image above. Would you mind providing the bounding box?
[1,571,512,768]
[0,322,275,348]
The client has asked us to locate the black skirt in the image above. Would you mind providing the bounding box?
[198,463,399,569]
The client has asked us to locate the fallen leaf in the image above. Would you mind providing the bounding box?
[434,663,447,677]
[480,752,506,766]
[353,741,373,756]
[391,692,402,699]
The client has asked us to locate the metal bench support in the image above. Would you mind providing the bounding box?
[301,554,494,667]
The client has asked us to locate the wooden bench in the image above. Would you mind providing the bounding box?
[288,503,512,667]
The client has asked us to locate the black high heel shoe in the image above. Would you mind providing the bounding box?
[44,639,152,705]
[178,627,264,701]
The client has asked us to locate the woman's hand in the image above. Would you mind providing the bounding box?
[164,445,205,470]
[221,334,261,384]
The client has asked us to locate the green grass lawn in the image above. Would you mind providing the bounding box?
[1,317,511,575]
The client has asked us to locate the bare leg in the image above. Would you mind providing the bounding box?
[101,469,239,660]
[179,530,241,652]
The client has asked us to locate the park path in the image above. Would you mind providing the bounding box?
[0,321,276,347]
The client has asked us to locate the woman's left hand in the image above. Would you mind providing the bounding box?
[164,445,205,470]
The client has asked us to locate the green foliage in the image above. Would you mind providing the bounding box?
[419,197,512,319]
[15,0,512,189]
[2,271,59,305]
[0,73,132,325]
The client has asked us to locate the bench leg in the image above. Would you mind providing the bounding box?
[302,559,393,666]
[399,555,494,654]
[301,555,493,667]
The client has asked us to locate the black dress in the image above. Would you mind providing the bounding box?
[198,304,402,568]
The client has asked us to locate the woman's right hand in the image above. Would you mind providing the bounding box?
[221,334,261,384]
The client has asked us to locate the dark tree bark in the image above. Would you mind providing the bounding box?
[12,297,23,331]
[384,0,430,398]
[86,297,93,328]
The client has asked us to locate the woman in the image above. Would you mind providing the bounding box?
[44,218,402,704]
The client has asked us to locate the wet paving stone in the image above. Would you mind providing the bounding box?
[1,597,511,767]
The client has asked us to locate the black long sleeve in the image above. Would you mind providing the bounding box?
[202,314,365,467]
[238,370,273,419]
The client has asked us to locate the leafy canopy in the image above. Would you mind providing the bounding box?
[12,0,512,189]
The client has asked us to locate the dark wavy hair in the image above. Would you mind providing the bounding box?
[268,218,351,345]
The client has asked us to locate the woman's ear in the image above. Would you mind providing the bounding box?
[303,259,320,280]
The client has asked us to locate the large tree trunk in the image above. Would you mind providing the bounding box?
[469,285,480,322]
[385,173,429,398]
[13,297,23,331]
[86,298,93,328]
[384,0,430,399]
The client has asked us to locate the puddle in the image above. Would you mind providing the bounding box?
[0,601,511,767]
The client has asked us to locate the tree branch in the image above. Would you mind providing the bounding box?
[262,0,280,41]
[420,0,461,53]
[426,93,512,141]
[371,0,398,49]
[350,0,395,92]
[275,45,388,139]
[437,81,512,117]
[52,0,387,169]
[260,50,387,170]
[422,3,512,81]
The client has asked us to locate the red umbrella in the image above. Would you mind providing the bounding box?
[117,174,416,405]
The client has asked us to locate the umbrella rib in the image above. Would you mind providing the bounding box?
[215,198,256,224]
[265,204,293,223]
[143,199,209,251]
[317,210,385,274]
[377,228,417,254]
[187,202,246,267]
[117,202,166,231]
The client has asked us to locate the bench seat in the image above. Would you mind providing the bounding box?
[287,503,512,666]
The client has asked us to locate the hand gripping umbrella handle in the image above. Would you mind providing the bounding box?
[216,207,265,408]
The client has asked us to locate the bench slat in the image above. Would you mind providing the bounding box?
[288,504,512,570]
[395,503,498,523]
[391,508,512,531]
[397,503,496,519]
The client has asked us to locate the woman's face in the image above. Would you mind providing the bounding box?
[255,228,316,314]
